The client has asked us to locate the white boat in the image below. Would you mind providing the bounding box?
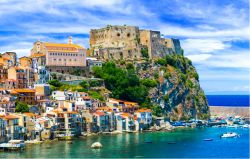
[220,132,239,138]
[242,124,250,128]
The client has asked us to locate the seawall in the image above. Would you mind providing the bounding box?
[209,106,250,118]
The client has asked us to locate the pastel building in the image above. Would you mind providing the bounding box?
[135,108,152,130]
[30,36,87,75]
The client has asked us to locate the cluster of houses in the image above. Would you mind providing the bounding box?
[0,86,153,142]
[1,25,181,142]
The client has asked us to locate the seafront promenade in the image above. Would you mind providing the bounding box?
[209,106,250,118]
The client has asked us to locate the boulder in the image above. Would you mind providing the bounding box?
[91,142,102,149]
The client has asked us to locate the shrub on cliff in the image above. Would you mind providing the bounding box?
[141,79,158,87]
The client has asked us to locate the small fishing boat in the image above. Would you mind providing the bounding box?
[220,132,239,138]
[203,138,213,141]
[144,141,153,143]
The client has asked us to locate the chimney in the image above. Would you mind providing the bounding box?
[68,36,72,44]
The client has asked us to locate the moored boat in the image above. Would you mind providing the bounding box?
[220,132,239,138]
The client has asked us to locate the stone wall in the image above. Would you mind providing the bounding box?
[47,66,88,77]
[89,25,183,61]
[90,25,142,60]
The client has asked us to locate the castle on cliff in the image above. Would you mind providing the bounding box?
[89,25,182,60]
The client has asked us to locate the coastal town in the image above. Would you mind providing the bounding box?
[0,25,249,150]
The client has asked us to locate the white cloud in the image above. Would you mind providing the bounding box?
[207,51,250,68]
[186,54,212,62]
[182,39,230,54]
[161,25,250,40]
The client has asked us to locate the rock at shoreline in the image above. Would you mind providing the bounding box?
[91,142,102,149]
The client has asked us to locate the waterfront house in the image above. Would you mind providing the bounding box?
[106,111,117,131]
[135,109,152,130]
[0,117,7,142]
[116,113,136,132]
[3,114,22,140]
[93,111,109,132]
[46,108,84,137]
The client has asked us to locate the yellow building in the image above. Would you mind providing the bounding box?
[19,57,32,67]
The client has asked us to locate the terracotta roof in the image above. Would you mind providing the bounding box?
[10,90,18,94]
[3,114,19,120]
[13,89,36,93]
[30,53,45,58]
[14,66,24,70]
[121,113,132,117]
[136,108,152,113]
[5,79,17,82]
[69,111,79,114]
[44,42,84,50]
[23,112,36,117]
[94,111,105,116]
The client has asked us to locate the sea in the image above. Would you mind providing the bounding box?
[0,127,249,158]
[207,95,250,107]
[1,95,249,158]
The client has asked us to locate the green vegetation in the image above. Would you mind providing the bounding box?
[93,62,153,104]
[155,58,167,66]
[141,47,149,58]
[141,79,158,88]
[88,91,104,101]
[48,79,104,101]
[163,94,169,102]
[186,79,194,88]
[152,106,164,117]
[48,79,62,88]
[15,101,29,113]
[79,81,90,90]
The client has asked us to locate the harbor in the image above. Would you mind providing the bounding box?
[0,127,248,158]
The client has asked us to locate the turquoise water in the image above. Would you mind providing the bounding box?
[0,127,249,158]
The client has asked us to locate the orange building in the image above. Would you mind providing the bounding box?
[12,89,36,105]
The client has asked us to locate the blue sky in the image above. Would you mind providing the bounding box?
[0,0,249,95]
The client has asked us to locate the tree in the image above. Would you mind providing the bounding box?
[93,61,149,104]
[79,80,90,89]
[48,79,62,88]
[15,101,29,113]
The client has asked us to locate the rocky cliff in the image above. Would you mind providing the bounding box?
[137,54,209,120]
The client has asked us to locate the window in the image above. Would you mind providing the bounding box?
[117,33,120,37]
[127,33,130,37]
[54,59,56,61]
[59,59,61,61]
